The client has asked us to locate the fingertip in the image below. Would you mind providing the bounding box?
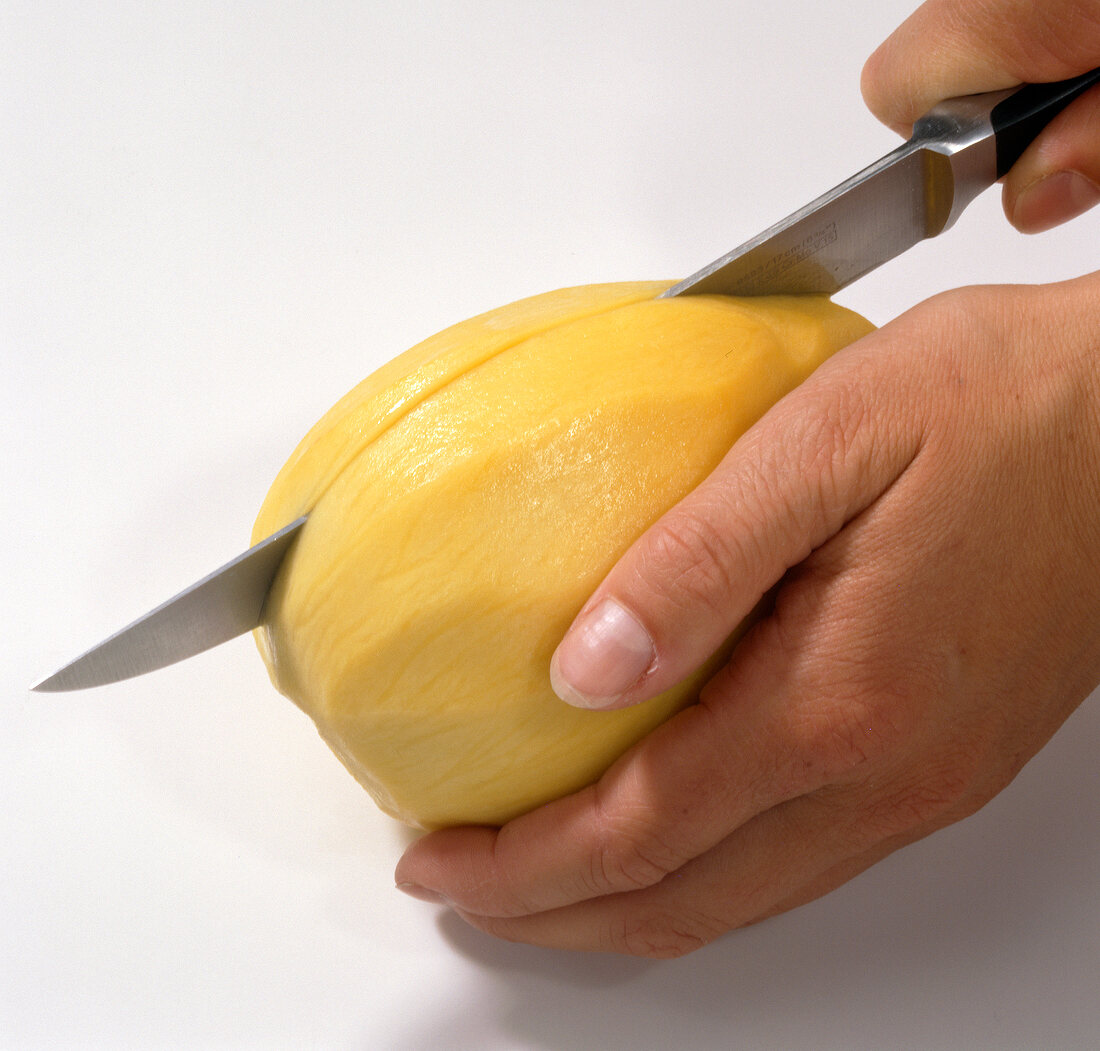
[396,881,448,906]
[394,824,496,898]
[858,24,924,138]
[859,44,896,130]
[860,50,896,131]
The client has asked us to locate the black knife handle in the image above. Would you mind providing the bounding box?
[991,67,1100,178]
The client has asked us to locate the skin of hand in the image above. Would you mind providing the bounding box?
[861,0,1100,232]
[395,0,1100,956]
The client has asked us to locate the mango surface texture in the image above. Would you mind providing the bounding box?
[253,283,873,829]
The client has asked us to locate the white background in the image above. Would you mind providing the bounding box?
[3,1,1097,1047]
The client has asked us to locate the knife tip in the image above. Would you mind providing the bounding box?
[30,659,89,693]
[29,670,64,693]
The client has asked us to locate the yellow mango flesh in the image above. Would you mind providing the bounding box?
[253,283,873,829]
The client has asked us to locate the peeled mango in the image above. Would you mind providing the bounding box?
[252,282,873,829]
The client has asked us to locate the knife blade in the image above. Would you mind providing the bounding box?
[32,68,1099,692]
[32,516,307,692]
[663,67,1100,298]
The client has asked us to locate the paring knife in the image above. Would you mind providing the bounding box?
[32,67,1100,693]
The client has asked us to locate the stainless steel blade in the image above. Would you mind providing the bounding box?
[32,516,307,692]
[662,87,1015,298]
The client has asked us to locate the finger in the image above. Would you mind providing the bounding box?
[861,0,1100,135]
[548,328,919,713]
[448,781,933,957]
[1002,86,1100,232]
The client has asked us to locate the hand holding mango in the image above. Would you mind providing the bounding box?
[394,0,1100,956]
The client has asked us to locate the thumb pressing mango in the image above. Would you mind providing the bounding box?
[252,282,873,829]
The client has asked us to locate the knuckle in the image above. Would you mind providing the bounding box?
[585,779,695,898]
[585,797,691,897]
[866,749,987,837]
[805,391,873,512]
[740,380,880,553]
[641,506,743,614]
[763,662,925,801]
[788,380,870,475]
[785,687,899,781]
[608,906,725,959]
